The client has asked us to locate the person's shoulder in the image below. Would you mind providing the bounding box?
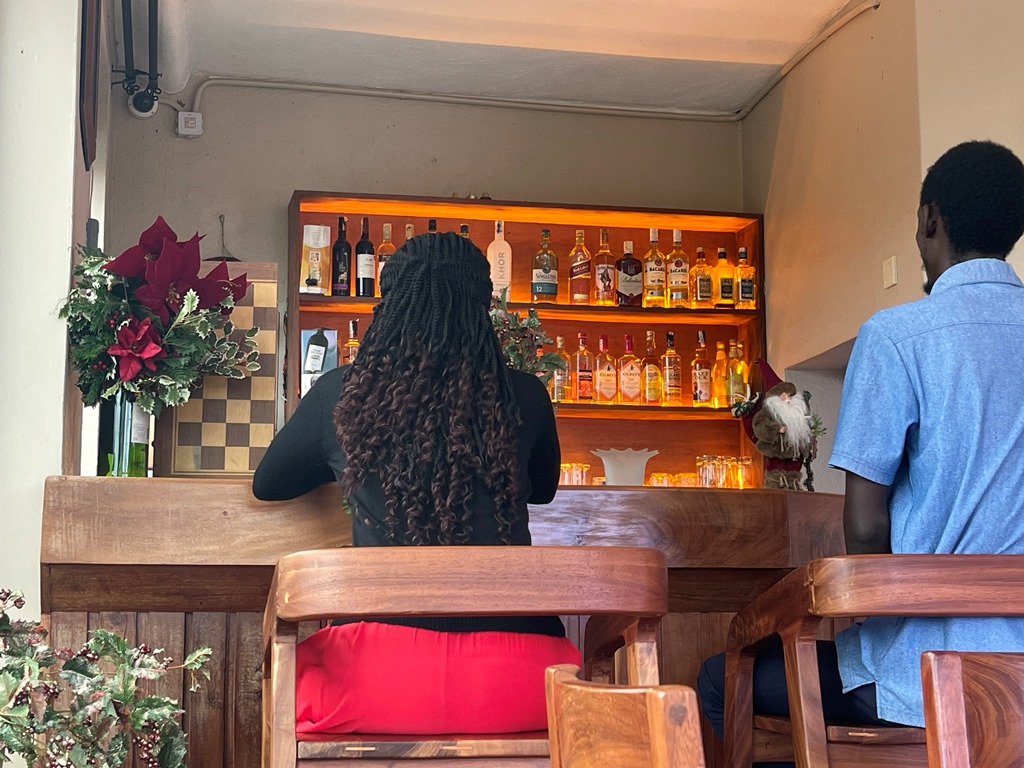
[508,368,550,403]
[858,296,933,344]
[309,365,350,399]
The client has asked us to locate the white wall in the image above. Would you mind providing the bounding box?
[0,0,87,614]
[104,85,744,267]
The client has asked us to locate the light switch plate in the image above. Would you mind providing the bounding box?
[883,256,898,289]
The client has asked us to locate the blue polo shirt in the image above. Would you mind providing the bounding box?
[829,258,1024,726]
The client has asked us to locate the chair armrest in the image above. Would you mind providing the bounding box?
[727,560,822,653]
[583,613,661,686]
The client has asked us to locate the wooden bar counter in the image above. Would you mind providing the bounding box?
[40,476,844,768]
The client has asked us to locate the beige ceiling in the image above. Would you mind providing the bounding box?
[119,0,870,118]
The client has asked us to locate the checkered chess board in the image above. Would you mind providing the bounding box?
[156,264,279,476]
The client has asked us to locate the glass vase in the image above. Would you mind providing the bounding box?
[109,388,150,477]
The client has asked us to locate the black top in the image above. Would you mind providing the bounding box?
[252,365,564,636]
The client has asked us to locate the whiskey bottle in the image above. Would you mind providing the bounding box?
[573,333,595,402]
[616,240,643,307]
[711,340,728,407]
[549,335,574,402]
[689,247,713,309]
[691,330,712,407]
[618,335,643,405]
[735,247,757,309]
[331,216,351,296]
[486,220,513,299]
[376,223,396,294]
[667,229,689,308]
[354,217,375,298]
[404,223,415,242]
[712,247,735,308]
[661,331,683,405]
[642,229,667,308]
[642,330,663,405]
[342,320,360,366]
[531,229,559,303]
[592,228,616,306]
[728,339,750,404]
[594,334,618,404]
[568,230,593,305]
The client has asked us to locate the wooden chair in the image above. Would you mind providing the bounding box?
[922,651,1024,768]
[545,664,705,768]
[723,555,1024,768]
[263,546,667,768]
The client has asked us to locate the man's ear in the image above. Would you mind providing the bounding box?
[919,203,940,239]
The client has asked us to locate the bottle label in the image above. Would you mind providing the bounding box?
[739,277,755,302]
[552,370,571,401]
[303,225,329,248]
[304,344,326,373]
[488,243,513,291]
[576,371,594,400]
[357,253,375,280]
[343,344,359,366]
[644,259,666,286]
[617,263,643,303]
[719,277,734,301]
[130,406,150,445]
[532,268,558,296]
[696,275,712,301]
[643,364,662,402]
[692,368,712,403]
[594,263,616,300]
[596,366,617,400]
[728,373,748,403]
[569,259,592,279]
[663,365,682,400]
[619,362,642,401]
[377,256,388,284]
[669,259,688,286]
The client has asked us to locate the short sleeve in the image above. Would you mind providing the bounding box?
[829,317,918,485]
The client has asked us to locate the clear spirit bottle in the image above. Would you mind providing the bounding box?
[594,334,618,404]
[568,230,592,305]
[691,330,712,406]
[618,335,643,405]
[642,229,667,308]
[661,331,683,405]
[592,228,616,306]
[531,229,559,303]
[642,330,663,405]
[711,340,728,408]
[573,332,595,401]
[342,320,360,366]
[712,247,735,308]
[688,247,713,309]
[728,339,750,404]
[667,229,689,308]
[549,335,574,402]
[735,246,757,309]
[487,220,513,299]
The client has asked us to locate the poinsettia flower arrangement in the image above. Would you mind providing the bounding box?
[60,217,259,416]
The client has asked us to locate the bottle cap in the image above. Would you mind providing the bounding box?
[576,229,584,238]
[739,246,748,260]
[666,331,675,347]
[624,334,634,351]
[697,246,704,254]
[349,319,358,336]
[495,220,504,234]
[623,240,633,253]
[556,335,565,346]
[599,334,609,348]
[542,228,551,238]
[718,247,727,258]
[697,330,706,346]
[672,229,683,242]
[578,332,587,345]
[649,228,658,241]
[646,330,655,340]
[383,223,392,238]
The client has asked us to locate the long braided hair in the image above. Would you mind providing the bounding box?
[334,231,522,545]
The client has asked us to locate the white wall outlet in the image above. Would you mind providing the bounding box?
[883,255,898,289]
[176,111,203,138]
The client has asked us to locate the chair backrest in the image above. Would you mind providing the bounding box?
[267,546,668,622]
[922,651,1024,768]
[545,665,705,768]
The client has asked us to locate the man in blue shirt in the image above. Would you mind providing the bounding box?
[698,140,1024,760]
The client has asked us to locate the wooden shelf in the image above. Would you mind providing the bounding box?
[299,295,759,327]
[554,403,735,421]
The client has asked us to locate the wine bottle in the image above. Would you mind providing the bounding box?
[355,216,375,298]
[304,327,330,374]
[331,217,351,296]
[487,220,513,299]
[376,223,396,293]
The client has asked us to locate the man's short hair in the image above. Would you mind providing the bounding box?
[920,140,1024,258]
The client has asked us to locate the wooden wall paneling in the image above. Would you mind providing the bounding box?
[226,612,264,768]
[47,612,88,711]
[91,612,137,768]
[184,613,228,768]
[136,612,187,701]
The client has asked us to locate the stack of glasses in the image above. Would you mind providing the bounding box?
[695,455,753,489]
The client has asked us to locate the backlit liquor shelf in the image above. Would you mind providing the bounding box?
[553,403,735,421]
[299,294,759,327]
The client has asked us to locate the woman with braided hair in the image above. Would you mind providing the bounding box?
[253,231,575,735]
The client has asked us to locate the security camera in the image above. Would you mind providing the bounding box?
[127,91,159,120]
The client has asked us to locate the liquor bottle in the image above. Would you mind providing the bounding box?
[618,335,642,405]
[592,228,616,306]
[728,339,750,404]
[573,333,595,402]
[735,247,757,309]
[330,217,351,296]
[642,229,667,308]
[661,331,683,405]
[594,334,618,404]
[459,223,470,239]
[354,217,375,298]
[549,335,574,402]
[531,228,559,303]
[616,240,643,307]
[711,340,728,407]
[691,330,712,407]
[568,230,593,305]
[376,223,396,293]
[667,229,689,308]
[712,247,735,308]
[342,320,360,366]
[487,220,513,299]
[427,219,438,234]
[688,247,713,309]
[642,330,663,405]
[404,223,415,242]
[304,327,329,373]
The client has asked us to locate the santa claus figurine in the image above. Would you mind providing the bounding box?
[741,360,817,490]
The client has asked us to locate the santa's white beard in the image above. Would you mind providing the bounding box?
[763,393,813,454]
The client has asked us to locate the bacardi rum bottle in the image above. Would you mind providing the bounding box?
[642,229,667,308]
[531,229,559,303]
[667,230,689,308]
[568,230,593,305]
[486,220,513,299]
[592,228,616,306]
[594,334,618,404]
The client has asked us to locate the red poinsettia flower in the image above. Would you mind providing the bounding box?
[196,260,249,310]
[103,216,179,279]
[134,234,205,327]
[107,316,166,382]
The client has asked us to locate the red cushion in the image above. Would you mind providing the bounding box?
[295,622,580,735]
